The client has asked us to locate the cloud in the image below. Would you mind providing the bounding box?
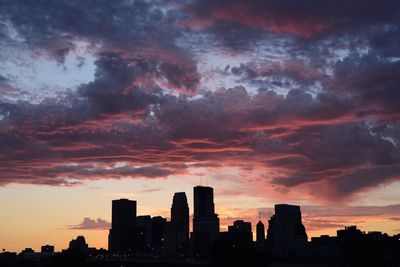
[0,0,200,94]
[68,217,110,230]
[186,0,400,38]
[139,188,162,193]
[1,84,399,199]
[0,0,400,204]
[0,162,180,186]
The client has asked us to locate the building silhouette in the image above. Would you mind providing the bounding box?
[163,192,189,257]
[108,198,137,253]
[171,192,189,242]
[149,216,166,254]
[40,245,54,253]
[256,220,266,251]
[310,225,400,265]
[267,204,308,256]
[136,215,166,255]
[192,186,219,258]
[256,220,265,243]
[193,186,219,233]
[68,236,88,252]
[228,220,253,248]
[3,193,400,266]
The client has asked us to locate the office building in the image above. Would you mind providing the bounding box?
[256,220,266,251]
[136,215,166,255]
[163,192,189,257]
[267,204,308,255]
[171,192,189,241]
[108,198,137,253]
[69,236,89,252]
[228,220,253,248]
[256,220,265,243]
[192,186,220,258]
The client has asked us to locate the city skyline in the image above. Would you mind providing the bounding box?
[3,188,399,266]
[2,185,399,253]
[1,0,400,255]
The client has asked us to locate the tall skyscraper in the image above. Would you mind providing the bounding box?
[256,220,266,251]
[163,192,190,257]
[171,192,189,240]
[192,186,219,258]
[256,220,265,243]
[108,198,137,253]
[267,204,308,255]
[194,186,215,217]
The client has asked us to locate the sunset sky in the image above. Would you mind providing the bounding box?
[1,0,400,252]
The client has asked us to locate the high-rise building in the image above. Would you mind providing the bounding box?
[136,215,166,255]
[228,220,253,248]
[193,186,219,233]
[256,220,265,243]
[256,220,266,251]
[171,192,189,241]
[163,192,190,257]
[108,199,137,253]
[194,186,214,217]
[151,216,166,254]
[267,204,308,255]
[192,186,219,258]
[136,215,152,252]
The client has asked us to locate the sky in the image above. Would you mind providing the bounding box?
[1,0,400,252]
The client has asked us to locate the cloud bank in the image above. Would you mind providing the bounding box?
[0,0,400,203]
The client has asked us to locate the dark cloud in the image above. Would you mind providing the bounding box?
[186,0,400,38]
[0,0,200,93]
[68,217,110,230]
[1,81,400,198]
[332,56,400,117]
[269,122,400,197]
[1,0,400,202]
[0,153,180,185]
[78,53,159,115]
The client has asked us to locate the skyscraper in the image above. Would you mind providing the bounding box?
[163,192,190,257]
[256,220,265,243]
[108,198,137,253]
[267,204,308,255]
[192,186,219,258]
[194,186,214,217]
[256,220,266,251]
[171,192,189,240]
